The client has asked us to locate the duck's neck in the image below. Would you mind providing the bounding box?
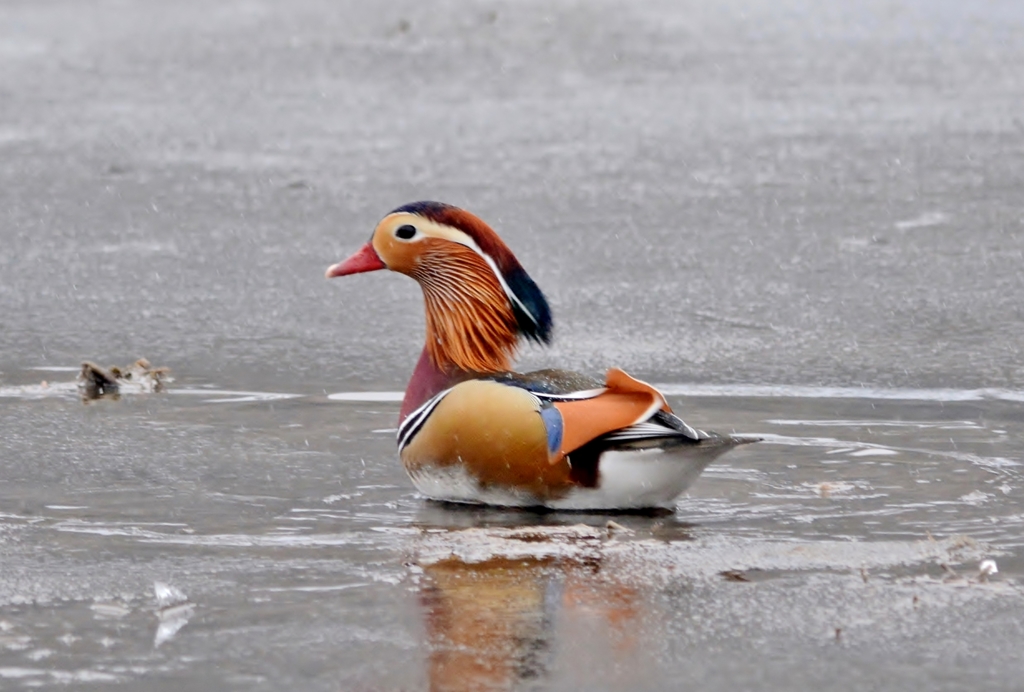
[415,245,518,376]
[399,348,468,423]
[400,246,525,422]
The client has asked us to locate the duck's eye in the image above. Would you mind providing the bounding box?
[395,224,417,240]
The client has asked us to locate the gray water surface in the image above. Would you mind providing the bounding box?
[2,0,1024,689]
[1,379,1022,689]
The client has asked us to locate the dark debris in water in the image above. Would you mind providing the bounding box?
[720,569,752,582]
[78,358,171,402]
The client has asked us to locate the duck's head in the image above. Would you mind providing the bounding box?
[327,201,552,374]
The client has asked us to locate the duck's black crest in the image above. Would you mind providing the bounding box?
[505,266,553,345]
[390,200,453,218]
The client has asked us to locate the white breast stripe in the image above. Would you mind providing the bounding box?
[398,387,454,452]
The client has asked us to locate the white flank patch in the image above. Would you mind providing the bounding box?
[553,449,714,510]
[406,445,725,510]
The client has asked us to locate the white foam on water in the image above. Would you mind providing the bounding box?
[0,668,45,679]
[253,583,369,593]
[409,525,1000,578]
[894,211,949,230]
[849,448,900,457]
[51,521,375,548]
[170,389,302,403]
[328,391,404,402]
[764,419,982,429]
[7,367,1024,405]
[326,384,1024,404]
[654,383,1024,403]
[0,668,120,683]
[0,382,79,399]
[758,433,1020,471]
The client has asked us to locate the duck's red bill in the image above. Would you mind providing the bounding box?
[325,243,386,278]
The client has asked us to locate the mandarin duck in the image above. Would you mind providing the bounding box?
[326,202,754,509]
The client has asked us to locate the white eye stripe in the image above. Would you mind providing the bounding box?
[390,214,539,328]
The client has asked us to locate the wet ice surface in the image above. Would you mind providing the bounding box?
[1,374,1022,690]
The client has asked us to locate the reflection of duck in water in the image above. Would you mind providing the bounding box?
[326,202,756,509]
[421,557,559,689]
[415,528,644,691]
